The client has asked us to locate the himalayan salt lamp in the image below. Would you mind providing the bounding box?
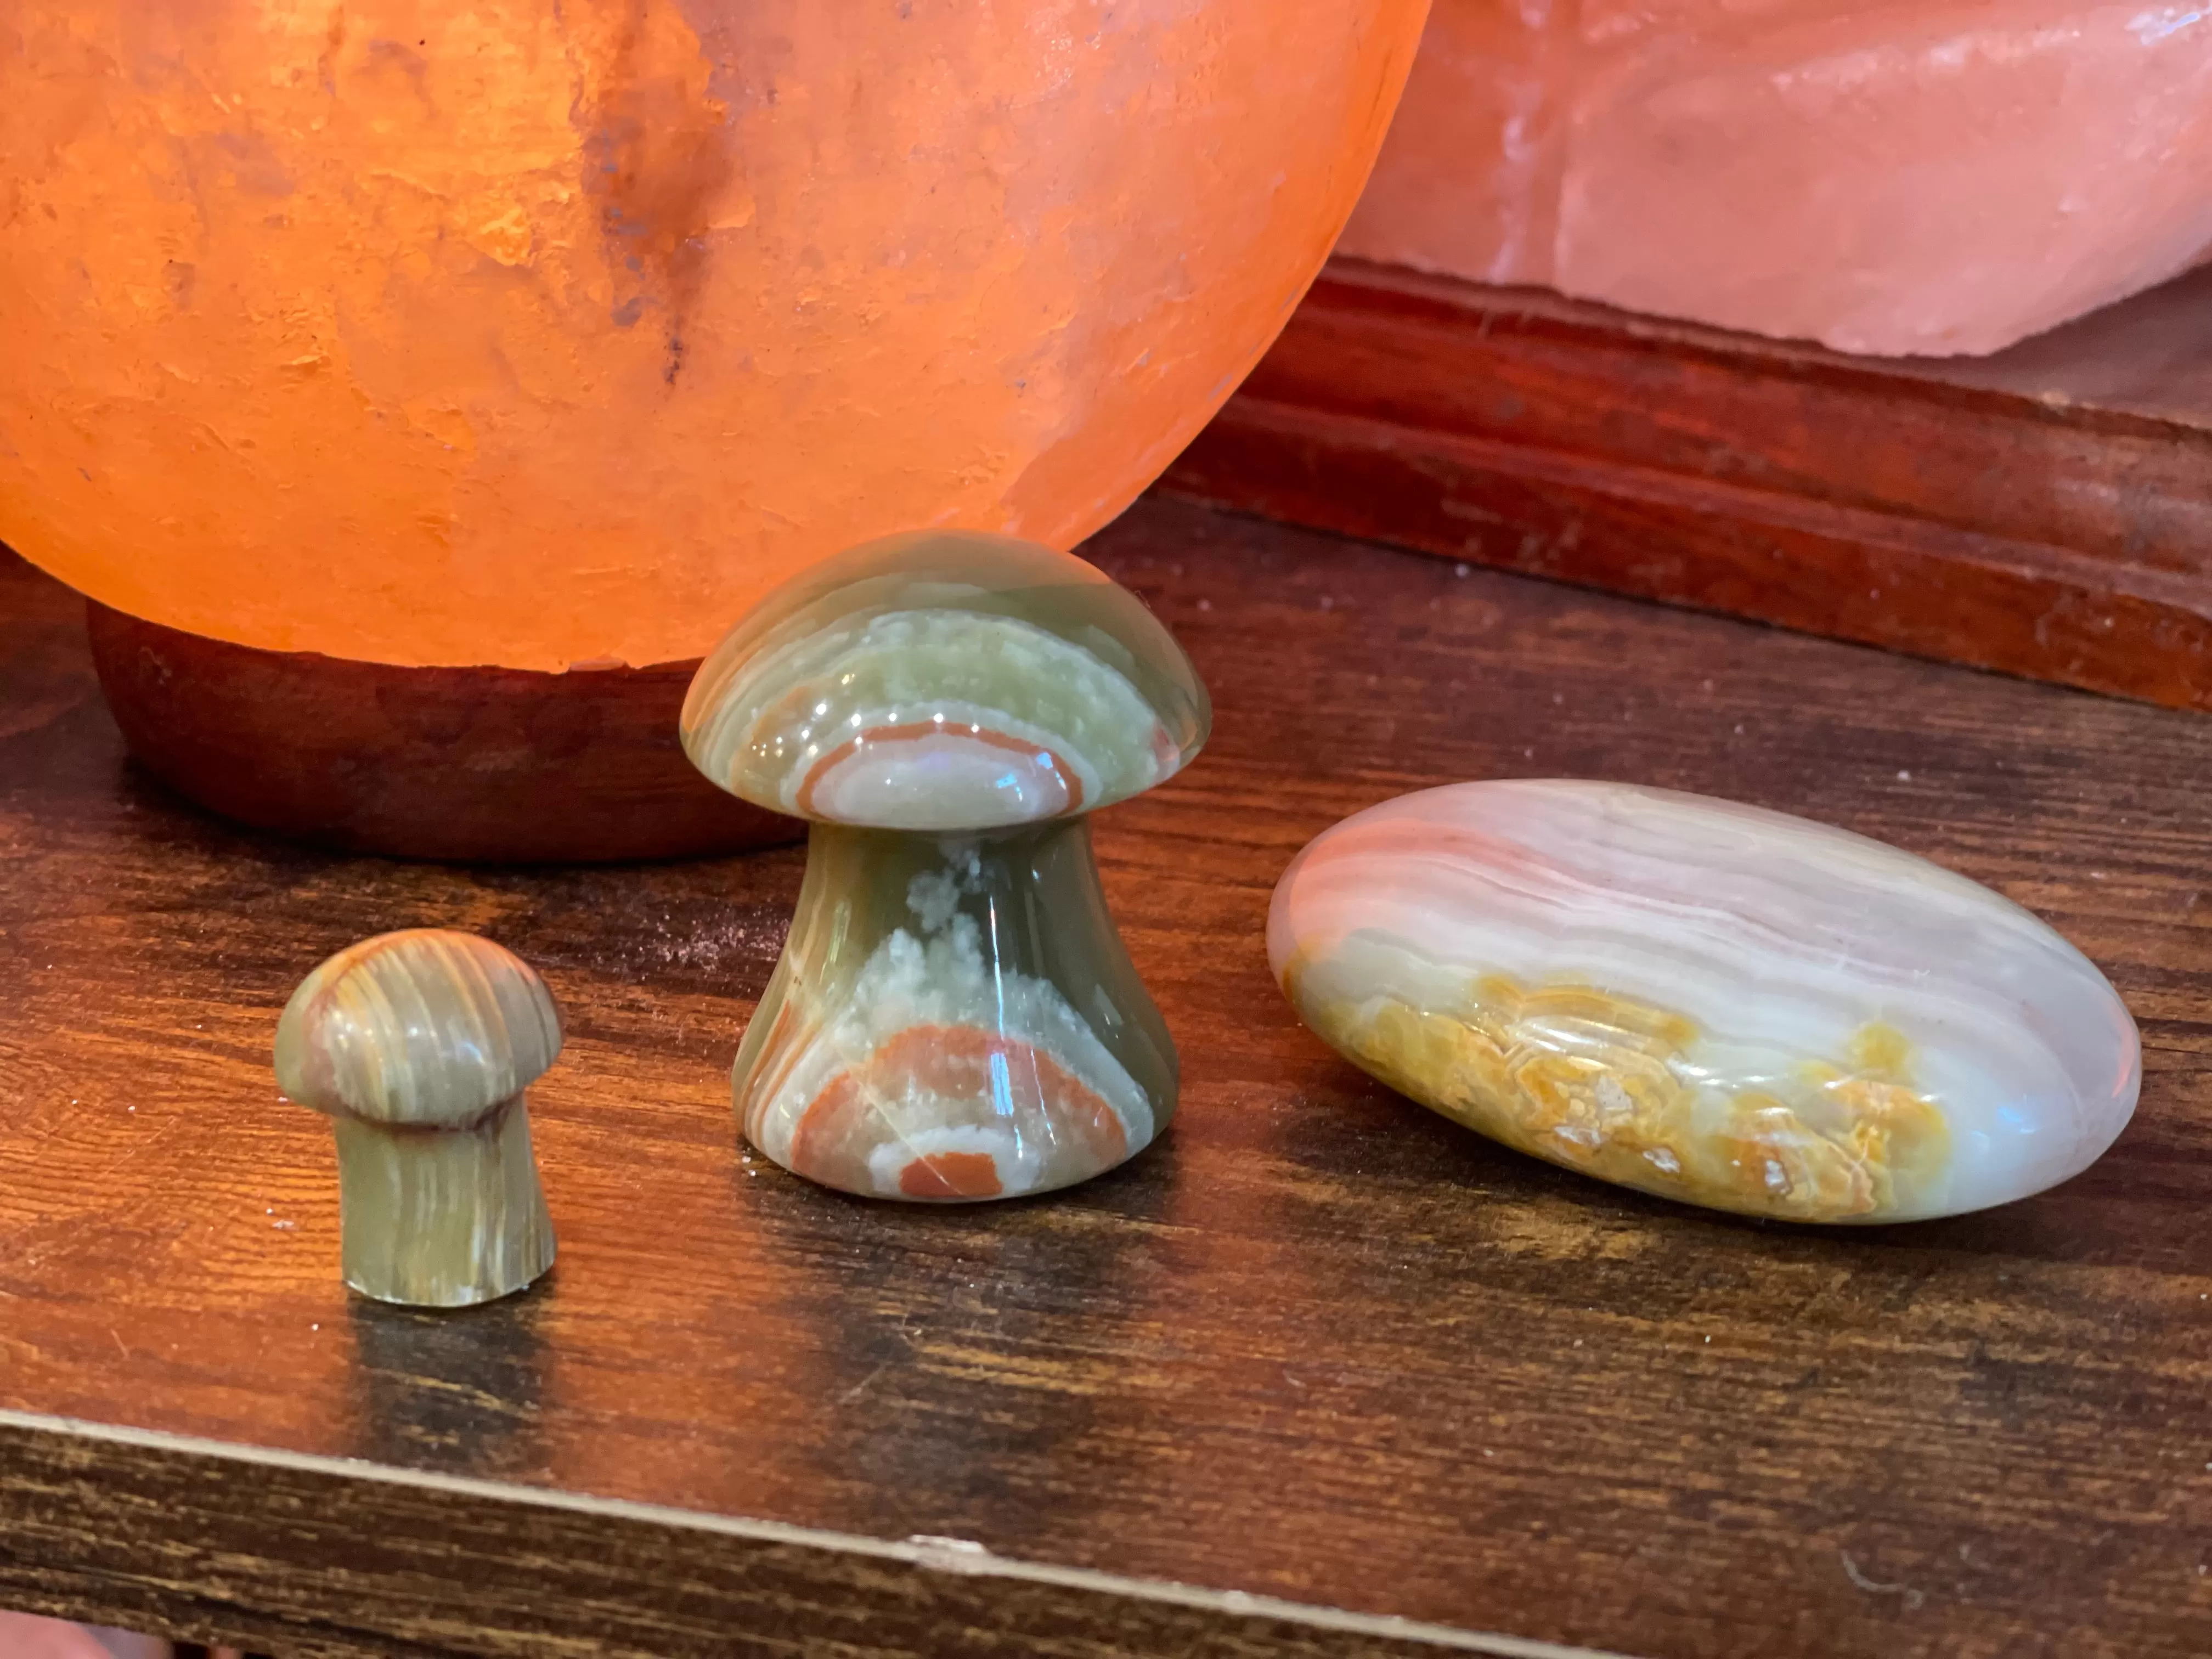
[1269,781,2140,1222]
[0,0,1425,857]
[681,531,1207,1201]
[1339,1,2212,357]
[277,930,561,1305]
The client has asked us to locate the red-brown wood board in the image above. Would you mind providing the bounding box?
[1163,257,2212,713]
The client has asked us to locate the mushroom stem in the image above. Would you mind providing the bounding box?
[330,1097,555,1307]
[732,817,1178,1201]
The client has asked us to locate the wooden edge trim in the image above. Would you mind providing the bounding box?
[0,1411,1626,1659]
[1161,397,2212,712]
[1311,261,2212,450]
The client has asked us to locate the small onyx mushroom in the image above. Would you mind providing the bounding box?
[275,930,560,1306]
[682,531,1210,1202]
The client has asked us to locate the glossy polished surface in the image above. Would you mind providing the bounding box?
[276,930,561,1306]
[3,503,2208,1658]
[0,0,1425,669]
[276,930,563,1129]
[1271,781,2141,1223]
[685,532,1200,1201]
[682,531,1208,831]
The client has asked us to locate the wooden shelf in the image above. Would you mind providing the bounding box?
[2,500,2208,1657]
[1165,258,2212,712]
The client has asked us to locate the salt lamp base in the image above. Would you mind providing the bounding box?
[86,603,798,864]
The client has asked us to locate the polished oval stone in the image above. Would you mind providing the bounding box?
[1268,780,2140,1223]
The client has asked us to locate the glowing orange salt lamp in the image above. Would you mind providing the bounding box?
[0,1,1427,859]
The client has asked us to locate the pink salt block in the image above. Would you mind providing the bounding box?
[0,1614,168,1659]
[1339,1,2212,356]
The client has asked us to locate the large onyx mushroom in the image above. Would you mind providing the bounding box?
[275,930,560,1306]
[681,531,1210,1203]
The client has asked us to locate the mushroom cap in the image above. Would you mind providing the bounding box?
[680,531,1210,831]
[275,930,563,1128]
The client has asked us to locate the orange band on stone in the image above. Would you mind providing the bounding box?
[788,1023,1127,1202]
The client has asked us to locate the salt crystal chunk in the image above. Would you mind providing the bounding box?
[1341,1,2212,356]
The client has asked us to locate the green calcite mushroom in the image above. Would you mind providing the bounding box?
[682,530,1208,1203]
[276,929,560,1306]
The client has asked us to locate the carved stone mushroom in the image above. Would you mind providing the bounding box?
[275,929,560,1306]
[681,530,1210,1202]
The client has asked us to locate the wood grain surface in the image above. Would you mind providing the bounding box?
[1163,258,2212,712]
[1,498,2208,1658]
